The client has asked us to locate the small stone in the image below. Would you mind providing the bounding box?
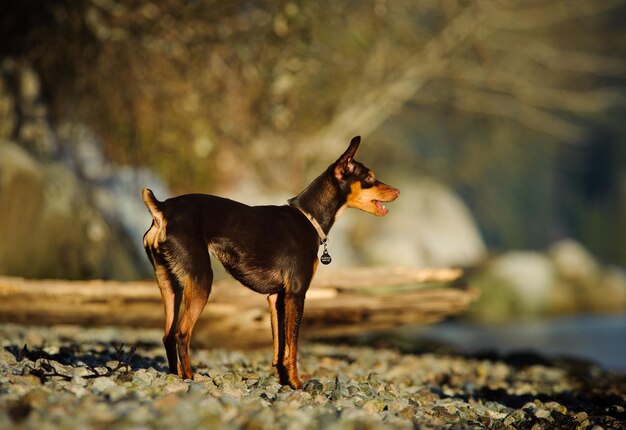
[330,376,348,401]
[164,374,183,383]
[335,398,357,410]
[67,384,89,397]
[0,347,18,366]
[22,388,49,409]
[534,408,551,419]
[154,393,179,409]
[188,381,209,394]
[73,367,94,378]
[388,398,410,413]
[431,405,457,421]
[222,372,239,384]
[397,405,417,420]
[363,399,387,414]
[105,384,127,401]
[9,374,42,386]
[575,411,588,422]
[347,385,360,396]
[89,377,117,394]
[132,369,154,387]
[245,378,259,388]
[503,409,527,426]
[368,372,384,386]
[304,379,324,396]
[192,373,212,383]
[200,396,224,416]
[544,401,567,415]
[164,381,188,394]
[71,374,87,387]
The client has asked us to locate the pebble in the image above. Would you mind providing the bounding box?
[304,378,324,396]
[0,324,625,430]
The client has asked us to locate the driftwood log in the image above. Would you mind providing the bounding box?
[0,267,478,349]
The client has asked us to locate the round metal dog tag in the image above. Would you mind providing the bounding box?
[320,250,332,265]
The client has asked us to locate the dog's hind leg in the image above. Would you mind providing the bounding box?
[154,258,182,375]
[169,243,213,380]
[144,225,182,375]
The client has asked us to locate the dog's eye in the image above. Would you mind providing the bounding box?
[362,176,376,188]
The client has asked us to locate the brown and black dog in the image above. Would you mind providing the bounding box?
[142,136,399,389]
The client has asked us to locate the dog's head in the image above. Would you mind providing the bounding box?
[333,136,400,216]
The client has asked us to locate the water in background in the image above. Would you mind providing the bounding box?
[404,314,626,371]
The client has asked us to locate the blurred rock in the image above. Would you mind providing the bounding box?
[468,252,555,322]
[549,240,601,284]
[549,239,626,315]
[0,60,167,279]
[0,140,45,273]
[0,140,141,279]
[598,268,626,312]
[468,241,626,322]
[490,252,556,315]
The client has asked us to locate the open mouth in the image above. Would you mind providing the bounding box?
[372,200,389,215]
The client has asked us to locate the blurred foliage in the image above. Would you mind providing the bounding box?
[1,0,625,263]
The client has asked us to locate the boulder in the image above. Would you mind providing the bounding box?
[548,239,626,314]
[467,251,556,322]
[468,241,626,322]
[489,251,556,315]
[0,60,153,280]
[549,240,600,284]
[0,140,141,279]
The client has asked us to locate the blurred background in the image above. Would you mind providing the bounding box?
[1,0,625,367]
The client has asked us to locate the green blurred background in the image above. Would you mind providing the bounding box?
[1,0,625,325]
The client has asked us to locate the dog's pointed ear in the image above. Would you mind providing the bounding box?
[334,136,361,180]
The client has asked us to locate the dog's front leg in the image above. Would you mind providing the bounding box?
[267,291,285,367]
[282,290,306,389]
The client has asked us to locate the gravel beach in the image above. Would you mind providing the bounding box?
[1,324,625,429]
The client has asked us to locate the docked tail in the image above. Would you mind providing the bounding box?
[142,188,164,227]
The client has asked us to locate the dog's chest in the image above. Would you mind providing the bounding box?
[208,242,284,294]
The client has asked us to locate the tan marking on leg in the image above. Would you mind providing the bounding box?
[267,293,281,366]
[283,293,304,389]
[175,271,212,380]
[154,262,181,375]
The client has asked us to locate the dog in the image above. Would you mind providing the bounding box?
[142,136,399,389]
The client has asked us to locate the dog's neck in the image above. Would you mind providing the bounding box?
[287,167,346,236]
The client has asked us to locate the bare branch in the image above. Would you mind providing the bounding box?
[487,0,626,31]
[306,1,493,155]
[301,0,625,158]
[413,88,585,142]
[443,59,625,113]
[487,40,626,78]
